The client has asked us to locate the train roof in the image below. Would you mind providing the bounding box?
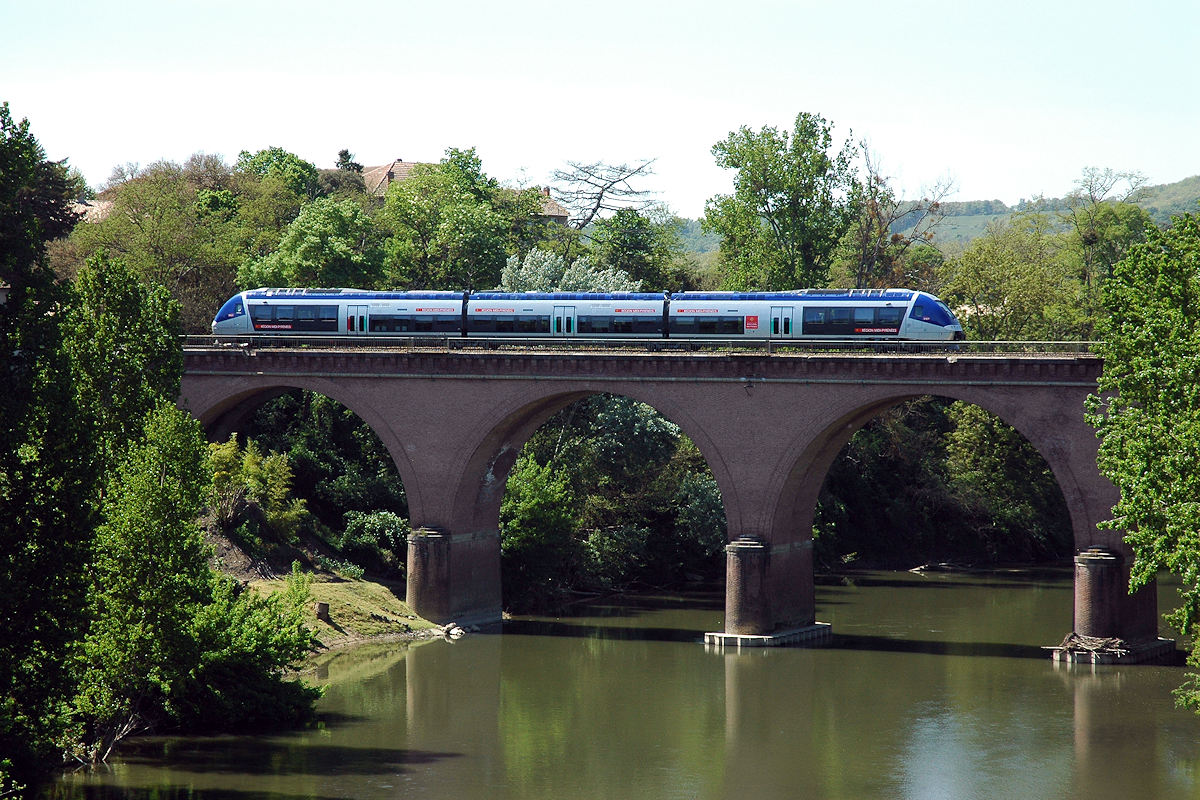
[245,288,464,300]
[671,289,918,301]
[470,292,665,301]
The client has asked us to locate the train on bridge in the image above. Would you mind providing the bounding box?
[212,288,965,342]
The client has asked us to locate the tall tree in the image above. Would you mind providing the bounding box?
[590,206,691,290]
[0,102,80,294]
[236,147,320,199]
[61,253,182,471]
[379,156,508,289]
[703,112,859,290]
[940,210,1078,340]
[836,146,951,289]
[1060,167,1153,337]
[1086,213,1200,709]
[61,157,245,332]
[239,196,384,289]
[0,103,94,791]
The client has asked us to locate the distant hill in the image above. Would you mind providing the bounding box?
[677,175,1200,254]
[894,174,1200,245]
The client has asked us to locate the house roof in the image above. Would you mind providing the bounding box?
[361,159,429,197]
[362,159,570,223]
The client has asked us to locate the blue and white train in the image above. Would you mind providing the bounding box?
[212,288,965,341]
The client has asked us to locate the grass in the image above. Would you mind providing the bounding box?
[250,575,439,648]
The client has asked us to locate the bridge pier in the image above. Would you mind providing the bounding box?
[1053,547,1173,664]
[406,527,502,627]
[705,536,830,648]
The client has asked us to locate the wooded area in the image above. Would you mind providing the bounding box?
[4,102,1200,793]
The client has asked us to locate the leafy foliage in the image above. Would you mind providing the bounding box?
[337,511,410,575]
[816,398,1072,568]
[1086,213,1200,708]
[497,247,642,292]
[236,147,320,199]
[703,112,859,289]
[0,105,96,787]
[244,391,407,529]
[72,403,318,762]
[208,435,309,552]
[239,195,383,289]
[500,456,582,608]
[61,252,182,470]
[940,211,1080,340]
[590,206,695,290]
[501,395,727,610]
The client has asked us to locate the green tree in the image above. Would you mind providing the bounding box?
[703,112,859,289]
[1086,213,1200,709]
[60,156,245,331]
[72,401,217,762]
[0,102,80,293]
[208,435,309,552]
[380,161,508,288]
[336,148,363,173]
[61,252,182,471]
[500,456,581,609]
[0,103,95,791]
[944,403,1072,561]
[72,402,318,761]
[244,392,408,531]
[590,206,692,290]
[236,146,320,199]
[239,196,384,289]
[940,210,1078,340]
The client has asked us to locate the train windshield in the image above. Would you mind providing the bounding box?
[909,295,957,327]
[214,295,245,322]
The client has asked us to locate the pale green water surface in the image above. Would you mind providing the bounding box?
[47,570,1200,799]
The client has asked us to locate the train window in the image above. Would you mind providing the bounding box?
[854,307,874,324]
[783,317,791,335]
[633,316,662,334]
[878,308,902,325]
[274,305,294,323]
[772,317,780,334]
[911,304,925,319]
[251,305,272,322]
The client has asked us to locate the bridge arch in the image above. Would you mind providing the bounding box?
[440,382,732,547]
[765,385,1106,559]
[180,348,1160,647]
[180,375,425,520]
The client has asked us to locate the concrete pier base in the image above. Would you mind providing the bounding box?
[1046,547,1176,665]
[704,622,833,650]
[1049,637,1177,666]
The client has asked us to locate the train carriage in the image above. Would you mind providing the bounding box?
[466,292,667,338]
[212,288,468,336]
[668,289,963,341]
[213,287,964,342]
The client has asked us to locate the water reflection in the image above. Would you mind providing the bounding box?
[48,571,1200,800]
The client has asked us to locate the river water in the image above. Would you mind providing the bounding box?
[48,569,1200,799]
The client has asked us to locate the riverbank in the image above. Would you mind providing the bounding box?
[249,575,444,650]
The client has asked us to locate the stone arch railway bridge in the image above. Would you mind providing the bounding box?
[180,344,1163,657]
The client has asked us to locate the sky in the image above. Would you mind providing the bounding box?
[4,0,1198,219]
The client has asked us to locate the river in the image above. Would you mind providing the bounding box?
[47,569,1200,799]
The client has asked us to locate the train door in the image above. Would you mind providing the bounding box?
[770,306,795,338]
[347,304,369,334]
[553,305,576,337]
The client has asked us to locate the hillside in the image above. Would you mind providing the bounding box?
[677,175,1200,253]
[882,174,1200,247]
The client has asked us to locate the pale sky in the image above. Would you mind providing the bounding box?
[4,0,1198,219]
